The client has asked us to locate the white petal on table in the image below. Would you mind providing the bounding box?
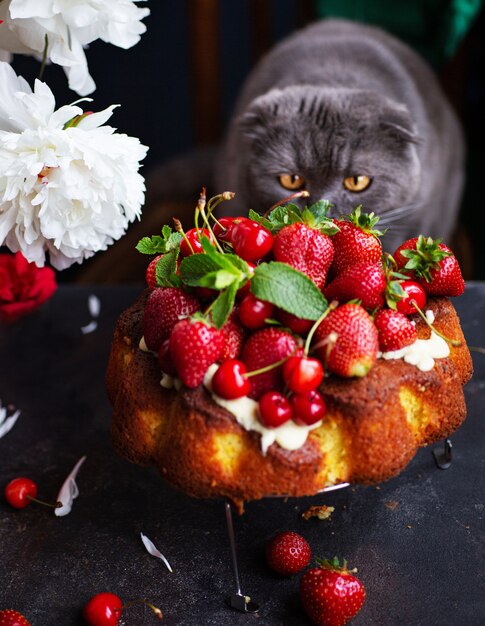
[55,456,87,517]
[0,404,20,440]
[88,294,101,318]
[80,320,98,334]
[140,532,173,572]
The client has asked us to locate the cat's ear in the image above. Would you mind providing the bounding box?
[379,108,419,144]
[237,109,268,142]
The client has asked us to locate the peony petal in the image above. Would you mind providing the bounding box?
[88,294,101,317]
[80,320,97,334]
[54,455,86,517]
[0,404,21,440]
[140,532,173,572]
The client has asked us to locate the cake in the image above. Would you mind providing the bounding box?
[107,194,473,508]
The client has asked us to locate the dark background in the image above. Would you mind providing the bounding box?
[7,0,485,279]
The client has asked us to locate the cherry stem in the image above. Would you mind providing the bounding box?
[245,348,299,378]
[196,188,226,255]
[26,495,62,509]
[263,190,310,218]
[469,346,485,354]
[173,218,194,255]
[304,301,338,355]
[411,300,462,347]
[117,599,163,620]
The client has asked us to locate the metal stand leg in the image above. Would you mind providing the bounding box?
[432,438,453,470]
[224,501,259,613]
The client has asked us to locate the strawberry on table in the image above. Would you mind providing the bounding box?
[313,303,378,377]
[169,317,224,388]
[374,308,417,352]
[0,611,30,626]
[266,531,311,575]
[324,261,386,310]
[143,287,200,352]
[331,205,384,275]
[300,557,366,626]
[273,220,336,289]
[393,235,465,296]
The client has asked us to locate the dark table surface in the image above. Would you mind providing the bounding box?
[0,284,484,626]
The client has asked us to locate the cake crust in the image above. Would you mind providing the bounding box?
[107,292,472,505]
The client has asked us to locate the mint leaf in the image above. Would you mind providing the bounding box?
[155,249,179,287]
[211,282,239,329]
[251,262,328,320]
[198,270,238,290]
[136,228,182,255]
[179,254,221,286]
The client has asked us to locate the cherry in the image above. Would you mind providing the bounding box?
[83,594,163,626]
[276,310,313,335]
[83,593,122,626]
[231,219,274,261]
[179,228,215,256]
[212,360,251,399]
[290,390,326,426]
[236,261,256,298]
[283,356,324,394]
[158,339,177,376]
[396,280,427,316]
[238,293,275,329]
[193,286,217,300]
[213,216,248,244]
[5,477,38,509]
[258,391,293,428]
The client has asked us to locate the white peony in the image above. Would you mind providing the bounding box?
[0,62,148,270]
[0,0,150,95]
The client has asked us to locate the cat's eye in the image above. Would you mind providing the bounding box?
[343,175,372,192]
[278,174,306,191]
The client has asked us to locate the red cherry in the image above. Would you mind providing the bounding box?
[290,390,326,425]
[83,593,122,626]
[236,261,256,298]
[4,477,37,509]
[212,360,252,399]
[231,220,274,261]
[276,309,313,335]
[258,391,293,428]
[180,228,215,256]
[193,286,217,300]
[396,280,427,316]
[213,216,248,244]
[158,339,177,376]
[283,356,324,393]
[238,293,275,329]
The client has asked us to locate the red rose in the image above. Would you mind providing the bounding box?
[0,252,57,323]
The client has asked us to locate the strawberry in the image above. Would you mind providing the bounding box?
[169,317,224,387]
[266,531,311,575]
[374,308,417,352]
[241,327,301,399]
[324,262,386,310]
[145,255,163,289]
[300,557,366,626]
[220,309,245,361]
[393,235,464,296]
[273,222,334,288]
[331,206,383,275]
[143,287,200,352]
[0,610,30,626]
[313,303,378,377]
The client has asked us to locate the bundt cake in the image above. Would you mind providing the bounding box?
[107,194,473,507]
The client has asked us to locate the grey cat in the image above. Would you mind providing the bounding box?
[215,19,464,252]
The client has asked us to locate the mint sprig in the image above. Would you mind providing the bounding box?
[136,225,183,255]
[155,248,181,287]
[251,261,328,320]
[249,201,338,235]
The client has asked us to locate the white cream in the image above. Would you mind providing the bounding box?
[203,364,321,454]
[139,335,149,352]
[378,310,450,372]
[160,372,182,391]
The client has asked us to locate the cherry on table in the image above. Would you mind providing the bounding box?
[4,477,38,509]
[396,280,427,316]
[83,593,163,626]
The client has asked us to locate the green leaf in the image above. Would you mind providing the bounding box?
[248,209,272,231]
[136,229,182,255]
[179,254,221,286]
[198,270,238,290]
[155,249,179,287]
[307,199,332,221]
[251,262,328,320]
[211,282,239,329]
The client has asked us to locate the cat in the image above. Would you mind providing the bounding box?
[215,19,464,253]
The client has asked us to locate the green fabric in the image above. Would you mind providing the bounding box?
[315,0,483,65]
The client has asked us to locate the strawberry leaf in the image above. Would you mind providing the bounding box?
[136,226,183,255]
[400,235,452,282]
[248,209,272,231]
[251,261,328,320]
